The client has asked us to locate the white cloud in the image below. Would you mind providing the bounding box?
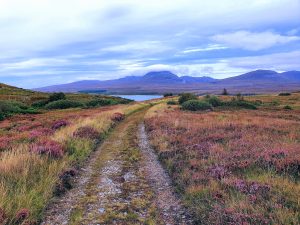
[182,44,228,54]
[211,31,300,51]
[0,0,299,57]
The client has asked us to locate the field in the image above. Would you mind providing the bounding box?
[145,93,300,224]
[1,89,299,224]
[0,96,148,224]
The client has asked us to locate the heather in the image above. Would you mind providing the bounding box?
[145,93,300,224]
[0,102,148,224]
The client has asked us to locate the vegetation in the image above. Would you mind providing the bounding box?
[278,92,291,96]
[222,88,229,95]
[44,99,84,109]
[49,92,66,102]
[178,93,198,104]
[163,93,173,97]
[167,100,177,105]
[204,95,223,107]
[0,100,39,120]
[0,101,148,224]
[181,100,212,111]
[145,93,300,224]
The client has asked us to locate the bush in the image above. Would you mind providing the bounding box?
[283,105,292,110]
[31,99,49,108]
[225,100,257,110]
[182,100,212,111]
[86,98,117,108]
[178,93,198,104]
[30,139,64,158]
[49,92,66,102]
[111,112,125,122]
[54,168,77,196]
[205,96,223,107]
[164,93,173,97]
[0,100,38,119]
[73,126,100,140]
[44,100,84,109]
[52,120,69,130]
[167,100,177,105]
[279,92,291,96]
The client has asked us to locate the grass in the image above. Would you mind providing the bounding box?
[0,102,149,224]
[145,92,300,224]
[68,107,158,224]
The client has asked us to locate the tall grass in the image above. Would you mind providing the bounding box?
[0,102,148,224]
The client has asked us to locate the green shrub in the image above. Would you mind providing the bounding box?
[182,100,212,111]
[32,99,49,108]
[225,100,257,110]
[86,98,117,108]
[45,100,84,109]
[283,105,292,110]
[167,100,177,105]
[254,100,263,106]
[0,100,38,119]
[205,96,223,107]
[49,92,66,102]
[178,93,198,104]
[279,92,291,96]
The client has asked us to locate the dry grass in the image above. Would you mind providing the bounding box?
[145,93,300,224]
[0,102,148,224]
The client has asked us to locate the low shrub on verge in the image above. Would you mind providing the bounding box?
[73,126,100,140]
[52,120,69,130]
[54,168,77,196]
[30,139,64,158]
[111,112,125,122]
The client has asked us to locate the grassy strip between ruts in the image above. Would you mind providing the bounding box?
[0,102,149,224]
[68,106,159,224]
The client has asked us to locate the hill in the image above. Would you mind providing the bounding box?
[34,70,300,94]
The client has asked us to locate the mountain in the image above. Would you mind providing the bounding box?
[34,70,300,94]
[280,71,300,81]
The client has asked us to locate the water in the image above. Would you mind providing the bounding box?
[112,95,163,101]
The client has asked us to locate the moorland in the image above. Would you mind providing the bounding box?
[0,82,299,224]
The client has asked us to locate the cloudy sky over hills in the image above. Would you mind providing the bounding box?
[0,0,300,88]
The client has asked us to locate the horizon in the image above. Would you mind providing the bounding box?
[0,0,300,88]
[33,69,298,88]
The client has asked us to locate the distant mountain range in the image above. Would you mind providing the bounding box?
[34,70,300,94]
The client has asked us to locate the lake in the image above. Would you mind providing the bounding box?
[112,95,163,101]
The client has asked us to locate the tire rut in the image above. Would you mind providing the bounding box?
[138,123,192,225]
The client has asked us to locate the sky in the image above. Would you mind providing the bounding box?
[0,0,300,88]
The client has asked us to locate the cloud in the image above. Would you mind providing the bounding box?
[0,0,300,87]
[182,44,229,54]
[211,31,300,51]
